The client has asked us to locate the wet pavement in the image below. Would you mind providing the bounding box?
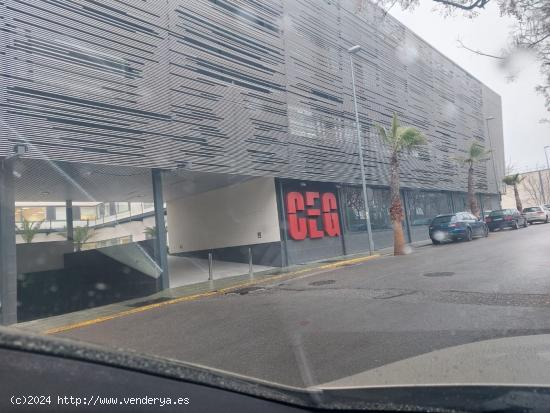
[59,223,550,387]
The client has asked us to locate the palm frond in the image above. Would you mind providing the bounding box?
[377,115,426,155]
[502,173,524,186]
[375,125,388,143]
[467,141,491,162]
[397,126,426,151]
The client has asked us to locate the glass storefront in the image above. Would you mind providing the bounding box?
[341,186,395,251]
[405,190,453,242]
[451,192,468,213]
[480,194,501,213]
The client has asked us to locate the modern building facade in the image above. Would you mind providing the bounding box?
[0,0,504,324]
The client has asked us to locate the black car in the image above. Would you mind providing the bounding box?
[429,212,489,244]
[485,208,528,231]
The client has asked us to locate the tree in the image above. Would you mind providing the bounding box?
[453,141,491,217]
[18,219,43,244]
[520,169,550,205]
[364,0,550,113]
[376,113,427,255]
[58,226,94,252]
[143,226,168,240]
[143,226,156,239]
[502,173,525,211]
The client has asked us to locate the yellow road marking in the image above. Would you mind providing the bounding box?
[44,254,380,335]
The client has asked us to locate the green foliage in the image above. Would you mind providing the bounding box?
[143,226,168,240]
[502,173,525,186]
[144,226,156,239]
[58,226,94,251]
[454,141,491,166]
[376,113,427,154]
[18,219,43,244]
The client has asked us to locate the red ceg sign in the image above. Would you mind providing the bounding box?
[286,191,341,240]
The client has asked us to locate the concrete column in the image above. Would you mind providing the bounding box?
[66,200,74,242]
[152,169,169,290]
[0,160,17,325]
[275,178,289,267]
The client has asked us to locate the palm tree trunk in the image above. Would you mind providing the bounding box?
[389,152,406,255]
[513,184,522,212]
[467,164,479,217]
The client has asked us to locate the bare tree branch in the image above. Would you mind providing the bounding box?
[432,0,491,10]
[457,38,506,59]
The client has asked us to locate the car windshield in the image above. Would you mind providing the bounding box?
[432,215,455,224]
[2,0,550,408]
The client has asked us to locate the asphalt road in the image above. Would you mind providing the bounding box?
[60,222,550,388]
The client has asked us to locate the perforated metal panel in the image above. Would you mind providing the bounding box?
[0,0,504,193]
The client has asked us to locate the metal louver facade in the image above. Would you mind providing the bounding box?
[0,0,504,194]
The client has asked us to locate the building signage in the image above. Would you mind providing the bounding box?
[286,191,341,240]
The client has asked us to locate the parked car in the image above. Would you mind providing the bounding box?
[429,212,488,244]
[485,208,527,231]
[522,206,550,224]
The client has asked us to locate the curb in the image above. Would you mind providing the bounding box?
[42,254,381,335]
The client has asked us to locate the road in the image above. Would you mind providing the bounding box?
[60,223,550,388]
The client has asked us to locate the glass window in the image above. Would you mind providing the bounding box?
[452,192,468,213]
[432,215,454,224]
[55,207,66,221]
[342,186,392,232]
[116,202,130,213]
[15,208,22,222]
[79,206,97,221]
[481,194,501,212]
[20,207,46,222]
[406,191,452,226]
[142,202,154,211]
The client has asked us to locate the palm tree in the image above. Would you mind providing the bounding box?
[58,226,94,251]
[18,219,43,243]
[143,225,168,240]
[453,141,491,218]
[144,226,156,239]
[376,113,426,255]
[503,173,525,212]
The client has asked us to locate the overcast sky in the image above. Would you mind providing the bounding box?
[388,1,550,172]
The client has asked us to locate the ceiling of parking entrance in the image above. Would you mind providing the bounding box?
[10,158,254,202]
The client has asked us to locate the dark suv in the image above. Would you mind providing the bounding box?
[429,212,489,244]
[485,208,528,231]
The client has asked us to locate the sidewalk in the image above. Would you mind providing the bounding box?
[14,240,431,335]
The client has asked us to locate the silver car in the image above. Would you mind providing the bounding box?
[522,206,550,224]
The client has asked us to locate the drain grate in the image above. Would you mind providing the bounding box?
[229,286,266,295]
[423,271,455,277]
[309,280,336,286]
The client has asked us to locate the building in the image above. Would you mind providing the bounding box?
[501,168,550,209]
[14,201,157,247]
[0,0,504,324]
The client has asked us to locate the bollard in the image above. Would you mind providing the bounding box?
[248,247,254,278]
[208,251,213,281]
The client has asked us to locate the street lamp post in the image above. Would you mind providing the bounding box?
[348,45,374,254]
[543,146,550,205]
[485,117,500,196]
